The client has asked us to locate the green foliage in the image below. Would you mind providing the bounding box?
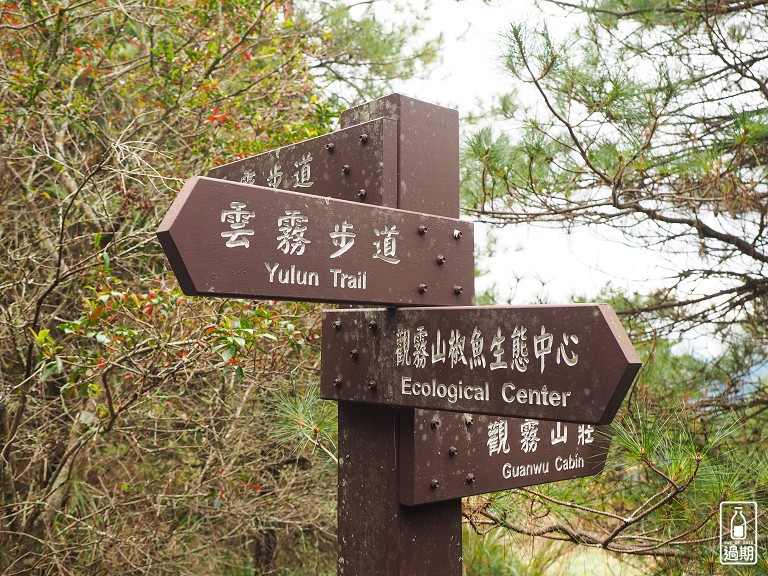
[268,384,338,465]
[463,527,528,575]
[462,11,768,567]
[461,283,767,571]
[0,0,437,573]
[464,5,768,340]
[311,1,440,100]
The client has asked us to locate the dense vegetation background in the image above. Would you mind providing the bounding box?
[0,1,435,573]
[1,0,766,575]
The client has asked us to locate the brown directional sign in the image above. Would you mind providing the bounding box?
[321,304,641,424]
[208,118,397,206]
[399,410,611,506]
[157,177,474,306]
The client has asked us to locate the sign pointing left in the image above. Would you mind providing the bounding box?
[207,118,398,207]
[156,177,474,306]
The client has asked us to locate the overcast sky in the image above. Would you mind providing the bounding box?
[378,1,738,359]
[387,1,525,112]
[382,2,661,305]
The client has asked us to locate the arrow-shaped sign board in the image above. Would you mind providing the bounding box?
[157,177,474,306]
[399,410,611,506]
[321,305,641,424]
[208,118,397,206]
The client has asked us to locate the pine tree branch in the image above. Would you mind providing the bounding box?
[547,0,768,18]
[623,201,768,265]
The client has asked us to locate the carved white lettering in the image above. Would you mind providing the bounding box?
[400,376,488,404]
[502,461,549,479]
[555,454,584,471]
[264,262,319,287]
[501,383,570,407]
[265,262,279,283]
[402,376,412,395]
[330,268,367,290]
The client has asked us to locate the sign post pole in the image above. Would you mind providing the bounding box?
[335,95,465,576]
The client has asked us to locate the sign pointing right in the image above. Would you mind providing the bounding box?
[399,410,612,506]
[321,304,642,425]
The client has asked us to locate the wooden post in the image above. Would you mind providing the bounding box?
[335,95,466,576]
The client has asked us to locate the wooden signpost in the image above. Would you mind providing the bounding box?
[156,93,642,576]
[208,118,398,206]
[332,95,464,576]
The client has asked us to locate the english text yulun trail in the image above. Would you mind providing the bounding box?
[401,377,489,403]
[264,262,319,286]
